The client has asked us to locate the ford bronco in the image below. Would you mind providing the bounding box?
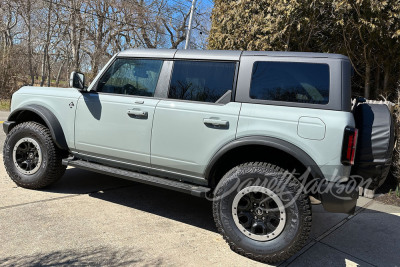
[2,49,394,263]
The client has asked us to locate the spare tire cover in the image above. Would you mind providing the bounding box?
[351,103,395,190]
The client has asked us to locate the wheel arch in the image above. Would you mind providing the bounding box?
[205,136,325,188]
[6,104,68,150]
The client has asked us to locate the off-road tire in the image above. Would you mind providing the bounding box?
[212,162,312,264]
[3,122,67,189]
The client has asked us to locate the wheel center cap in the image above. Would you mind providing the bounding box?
[255,208,263,216]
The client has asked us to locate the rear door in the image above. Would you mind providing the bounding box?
[151,60,241,180]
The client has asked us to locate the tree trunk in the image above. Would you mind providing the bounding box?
[40,53,46,87]
[70,1,81,72]
[375,67,380,97]
[47,53,51,87]
[40,0,52,87]
[26,0,34,86]
[55,61,65,87]
[383,64,390,93]
[364,62,371,99]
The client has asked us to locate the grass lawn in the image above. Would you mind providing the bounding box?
[0,99,11,111]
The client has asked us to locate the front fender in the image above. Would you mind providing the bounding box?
[6,104,68,150]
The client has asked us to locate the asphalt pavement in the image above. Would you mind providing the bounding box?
[0,111,400,266]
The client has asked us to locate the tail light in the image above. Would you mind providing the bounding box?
[341,127,358,165]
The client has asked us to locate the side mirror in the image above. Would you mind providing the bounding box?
[69,71,85,90]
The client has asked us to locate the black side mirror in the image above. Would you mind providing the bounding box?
[69,71,85,90]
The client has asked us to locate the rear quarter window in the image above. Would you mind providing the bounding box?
[250,62,330,104]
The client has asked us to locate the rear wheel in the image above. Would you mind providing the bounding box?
[212,162,312,263]
[3,122,67,189]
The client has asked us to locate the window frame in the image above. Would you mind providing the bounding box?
[236,56,344,111]
[90,56,169,99]
[164,59,240,105]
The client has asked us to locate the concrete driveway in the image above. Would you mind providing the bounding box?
[0,111,9,149]
[0,112,400,266]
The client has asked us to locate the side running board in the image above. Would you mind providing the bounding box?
[62,158,211,198]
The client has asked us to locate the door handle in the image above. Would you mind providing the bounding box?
[127,109,148,117]
[203,118,229,127]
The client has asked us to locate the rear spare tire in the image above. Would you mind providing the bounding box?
[352,103,395,190]
[3,122,67,189]
[212,162,312,263]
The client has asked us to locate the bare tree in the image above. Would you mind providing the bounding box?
[0,0,19,95]
[18,0,35,86]
[68,0,86,72]
[0,0,211,97]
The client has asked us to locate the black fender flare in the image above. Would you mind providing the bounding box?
[6,104,68,150]
[204,136,325,180]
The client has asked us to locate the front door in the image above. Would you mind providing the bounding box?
[75,58,164,166]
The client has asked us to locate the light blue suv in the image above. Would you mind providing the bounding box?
[3,49,393,263]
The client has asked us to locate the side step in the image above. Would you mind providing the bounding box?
[62,159,211,197]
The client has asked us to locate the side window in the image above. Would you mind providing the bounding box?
[168,61,236,103]
[250,62,330,104]
[97,58,163,97]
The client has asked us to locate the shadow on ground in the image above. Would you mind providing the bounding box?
[89,182,216,232]
[41,168,134,195]
[376,171,398,194]
[0,246,163,267]
[44,168,216,232]
[37,168,400,266]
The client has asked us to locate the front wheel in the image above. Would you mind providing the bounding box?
[3,122,67,189]
[212,162,312,263]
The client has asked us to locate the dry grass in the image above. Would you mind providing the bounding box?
[376,192,400,206]
[0,99,11,111]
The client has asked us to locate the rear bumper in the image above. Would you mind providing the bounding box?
[319,181,359,214]
[3,121,15,134]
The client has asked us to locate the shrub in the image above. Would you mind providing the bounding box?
[392,91,400,185]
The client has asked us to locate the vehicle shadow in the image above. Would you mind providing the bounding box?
[44,168,400,266]
[82,92,102,120]
[89,180,217,233]
[46,168,217,233]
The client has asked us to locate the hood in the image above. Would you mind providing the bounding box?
[15,86,83,99]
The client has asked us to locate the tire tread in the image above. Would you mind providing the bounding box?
[3,122,66,189]
[212,162,312,264]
